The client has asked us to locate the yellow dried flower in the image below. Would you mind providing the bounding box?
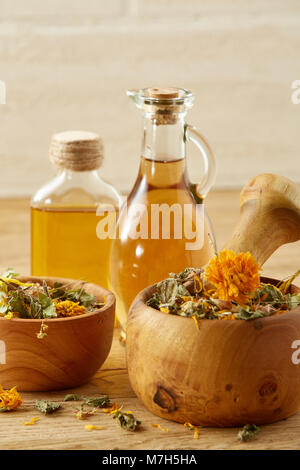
[205,249,261,305]
[54,299,86,317]
[184,422,200,439]
[23,417,39,426]
[84,424,106,431]
[0,385,22,411]
[101,403,122,414]
[152,423,169,432]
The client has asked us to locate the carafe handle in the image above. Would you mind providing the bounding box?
[184,124,216,198]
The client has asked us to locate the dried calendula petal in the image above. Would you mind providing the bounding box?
[184,422,200,439]
[23,417,40,426]
[152,423,169,432]
[54,299,86,318]
[84,425,106,431]
[0,385,22,411]
[101,403,121,414]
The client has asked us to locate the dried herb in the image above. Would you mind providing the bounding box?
[36,320,48,339]
[147,263,300,322]
[237,424,260,442]
[112,409,141,432]
[0,271,101,321]
[35,400,61,415]
[50,283,102,311]
[82,395,111,408]
[64,394,80,402]
[75,403,96,420]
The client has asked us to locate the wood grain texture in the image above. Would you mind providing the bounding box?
[0,276,115,391]
[225,174,300,264]
[0,194,299,449]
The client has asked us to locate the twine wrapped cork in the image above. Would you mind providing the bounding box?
[50,131,104,171]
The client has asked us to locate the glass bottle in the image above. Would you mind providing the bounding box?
[31,130,122,289]
[110,87,217,329]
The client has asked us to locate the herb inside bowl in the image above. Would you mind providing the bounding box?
[0,269,104,320]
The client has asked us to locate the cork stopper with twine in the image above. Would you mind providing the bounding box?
[50,131,104,171]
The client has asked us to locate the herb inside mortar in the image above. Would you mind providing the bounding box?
[147,256,300,322]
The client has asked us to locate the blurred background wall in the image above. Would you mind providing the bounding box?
[0,0,299,197]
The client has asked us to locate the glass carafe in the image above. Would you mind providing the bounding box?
[110,87,217,329]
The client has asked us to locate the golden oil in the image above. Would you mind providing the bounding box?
[31,205,117,289]
[109,157,215,329]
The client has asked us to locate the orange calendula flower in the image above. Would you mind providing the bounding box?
[0,385,22,411]
[54,299,86,317]
[205,249,261,305]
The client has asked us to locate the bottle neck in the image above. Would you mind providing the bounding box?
[141,113,186,162]
[57,168,101,182]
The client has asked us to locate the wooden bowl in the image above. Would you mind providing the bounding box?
[126,277,300,427]
[0,276,115,391]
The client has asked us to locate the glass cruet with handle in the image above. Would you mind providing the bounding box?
[110,87,217,330]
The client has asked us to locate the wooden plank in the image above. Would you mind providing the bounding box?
[0,194,299,449]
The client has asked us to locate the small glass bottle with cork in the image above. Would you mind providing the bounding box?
[31,130,122,289]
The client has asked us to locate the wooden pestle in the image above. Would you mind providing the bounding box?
[224,174,300,265]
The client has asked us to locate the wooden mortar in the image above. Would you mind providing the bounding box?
[126,173,300,426]
[0,276,115,391]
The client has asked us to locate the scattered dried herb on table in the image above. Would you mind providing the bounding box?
[238,424,260,442]
[147,250,300,322]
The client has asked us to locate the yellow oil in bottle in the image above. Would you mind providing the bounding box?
[109,157,215,328]
[31,205,116,289]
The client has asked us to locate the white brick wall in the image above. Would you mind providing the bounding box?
[0,0,299,197]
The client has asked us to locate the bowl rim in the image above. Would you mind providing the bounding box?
[131,275,300,325]
[0,275,115,324]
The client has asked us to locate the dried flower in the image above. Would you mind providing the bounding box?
[102,403,121,414]
[184,422,200,439]
[37,320,48,339]
[0,385,22,411]
[23,417,39,426]
[152,423,169,432]
[205,250,261,305]
[75,403,96,420]
[54,299,86,317]
[84,425,106,431]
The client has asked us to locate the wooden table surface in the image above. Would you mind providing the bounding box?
[0,192,299,450]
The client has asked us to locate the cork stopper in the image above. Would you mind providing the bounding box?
[147,87,180,99]
[50,131,104,172]
[144,87,183,125]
